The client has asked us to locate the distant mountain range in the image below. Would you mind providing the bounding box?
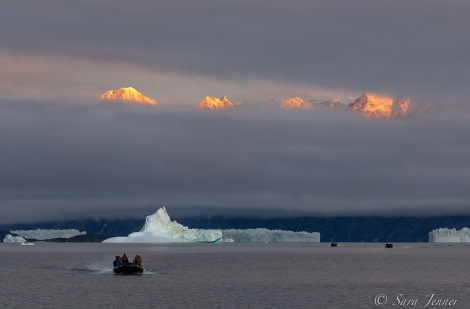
[3,215,470,242]
[101,87,437,119]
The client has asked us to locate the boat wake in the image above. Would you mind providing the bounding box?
[86,263,114,274]
[46,262,157,275]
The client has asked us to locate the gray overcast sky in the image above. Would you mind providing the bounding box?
[1,1,470,223]
[1,0,470,104]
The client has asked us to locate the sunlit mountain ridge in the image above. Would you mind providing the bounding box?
[98,87,440,119]
[281,97,313,110]
[198,96,234,110]
[100,87,157,105]
[198,95,244,110]
[349,92,409,119]
[281,93,418,119]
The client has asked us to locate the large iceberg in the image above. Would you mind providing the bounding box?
[429,227,470,242]
[103,207,321,243]
[103,207,223,243]
[222,228,320,243]
[10,229,86,240]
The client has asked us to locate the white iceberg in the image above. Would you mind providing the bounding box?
[102,207,321,243]
[103,207,223,243]
[222,228,320,242]
[10,228,86,240]
[429,227,470,242]
[3,234,27,243]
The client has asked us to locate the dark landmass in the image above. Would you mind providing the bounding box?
[2,216,470,242]
[0,230,11,241]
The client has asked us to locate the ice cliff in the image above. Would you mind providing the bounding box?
[429,227,470,242]
[222,228,320,242]
[10,229,86,240]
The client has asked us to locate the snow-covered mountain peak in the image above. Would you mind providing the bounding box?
[348,92,409,118]
[280,97,313,109]
[198,95,234,110]
[100,87,157,105]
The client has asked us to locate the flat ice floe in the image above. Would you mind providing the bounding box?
[222,228,320,242]
[10,229,86,240]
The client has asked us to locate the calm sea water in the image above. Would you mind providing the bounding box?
[0,242,469,309]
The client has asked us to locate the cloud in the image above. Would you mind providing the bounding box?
[1,98,470,223]
[1,1,469,104]
[1,0,470,223]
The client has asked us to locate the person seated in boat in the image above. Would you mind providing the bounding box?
[121,253,129,264]
[113,256,122,267]
[134,255,142,266]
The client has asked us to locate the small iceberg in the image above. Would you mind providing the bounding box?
[3,234,27,244]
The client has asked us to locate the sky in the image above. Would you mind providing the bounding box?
[1,0,470,223]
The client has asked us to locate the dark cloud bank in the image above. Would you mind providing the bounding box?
[1,99,470,223]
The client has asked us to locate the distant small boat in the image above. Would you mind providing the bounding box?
[113,263,143,274]
[385,243,394,248]
[330,242,338,247]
